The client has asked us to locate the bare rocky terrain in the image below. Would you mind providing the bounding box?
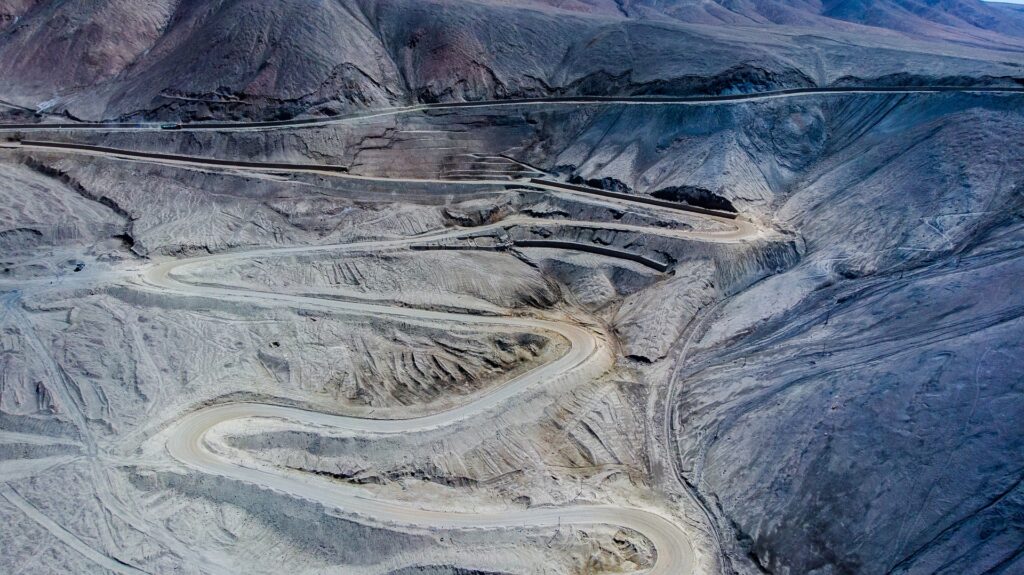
[1,1,1023,574]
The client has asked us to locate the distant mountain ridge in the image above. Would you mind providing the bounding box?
[1,0,1022,121]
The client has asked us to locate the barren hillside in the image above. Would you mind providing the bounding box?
[1,2,1022,574]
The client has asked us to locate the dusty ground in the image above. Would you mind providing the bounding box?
[2,2,1024,574]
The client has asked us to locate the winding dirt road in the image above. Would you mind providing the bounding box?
[0,141,765,573]
[139,235,664,573]
[122,189,764,574]
[0,94,775,573]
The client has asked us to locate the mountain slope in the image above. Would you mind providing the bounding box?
[1,0,1022,121]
